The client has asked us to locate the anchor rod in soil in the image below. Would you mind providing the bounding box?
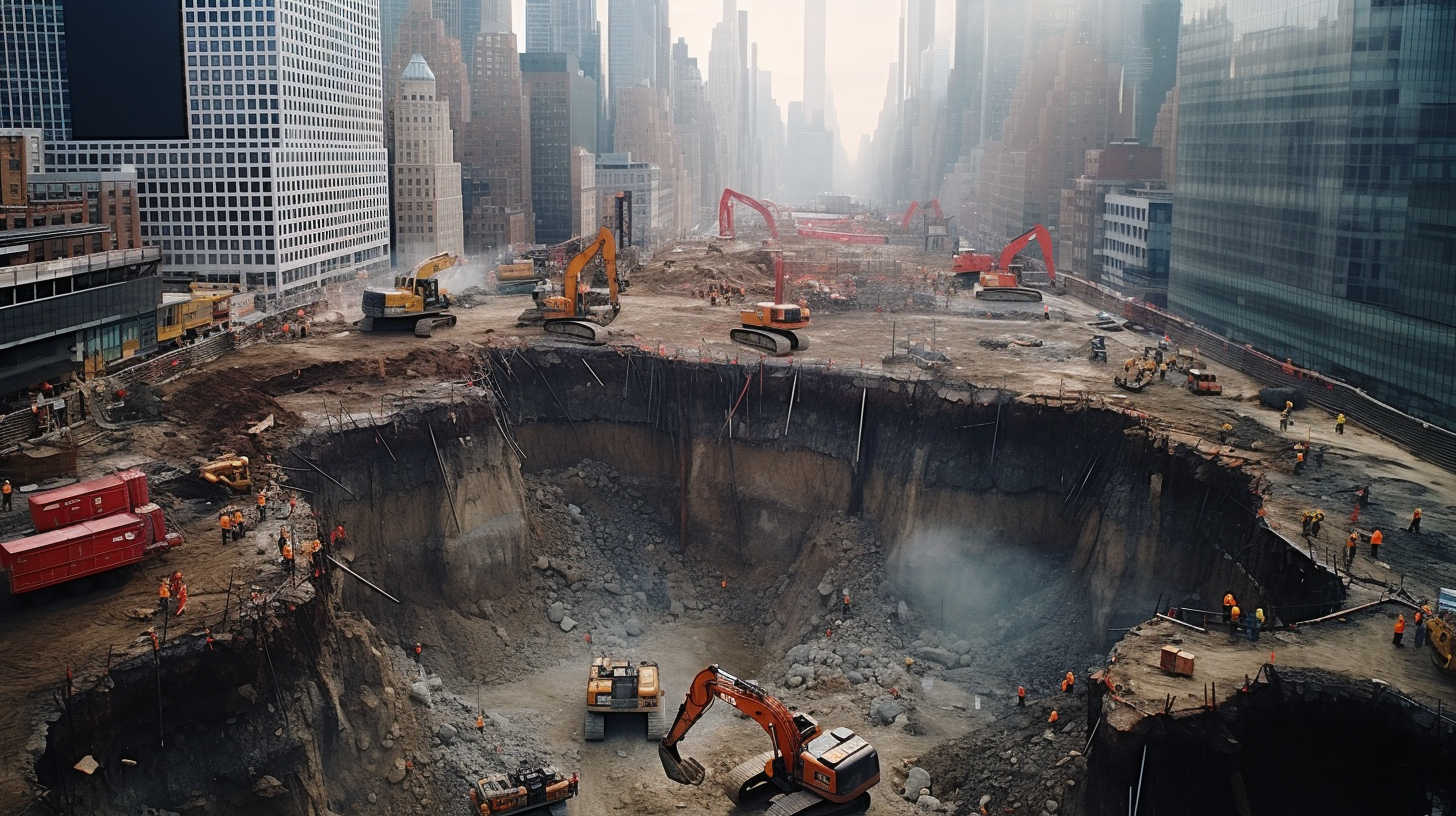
[291,450,355,496]
[326,556,401,603]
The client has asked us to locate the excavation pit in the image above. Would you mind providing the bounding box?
[19,346,1454,816]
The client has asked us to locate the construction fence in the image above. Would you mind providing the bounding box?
[1060,275,1456,474]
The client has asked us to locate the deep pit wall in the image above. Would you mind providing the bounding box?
[493,349,1344,638]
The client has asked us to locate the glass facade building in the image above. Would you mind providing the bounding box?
[1169,0,1456,428]
[0,0,70,141]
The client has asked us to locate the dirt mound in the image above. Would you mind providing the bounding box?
[258,346,479,396]
[632,245,775,296]
[159,368,301,459]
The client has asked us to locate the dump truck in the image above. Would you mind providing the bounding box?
[1186,369,1223,395]
[2,505,183,602]
[584,656,666,741]
[468,764,577,816]
[26,470,151,533]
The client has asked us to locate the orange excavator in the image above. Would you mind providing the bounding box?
[659,665,879,816]
[719,188,780,241]
[731,248,811,356]
[538,226,622,344]
[900,199,943,230]
[952,224,1056,302]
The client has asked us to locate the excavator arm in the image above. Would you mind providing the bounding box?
[659,665,811,787]
[900,200,943,230]
[556,226,618,317]
[997,224,1057,281]
[718,188,780,241]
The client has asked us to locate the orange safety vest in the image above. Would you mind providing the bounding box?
[1017,686,1026,699]
[257,492,267,506]
[1413,509,1422,519]
[309,539,322,555]
[1,482,10,495]
[1371,530,1383,545]
[1395,617,1405,634]
[220,514,231,529]
[158,580,170,599]
[1348,534,1358,548]
[282,542,294,560]
[1048,711,1059,723]
[233,511,244,526]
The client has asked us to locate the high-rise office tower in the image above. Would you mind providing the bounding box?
[707,1,740,191]
[1135,0,1178,145]
[608,0,666,148]
[803,0,826,121]
[26,0,389,301]
[392,55,463,269]
[1169,0,1456,429]
[521,52,598,244]
[387,0,471,168]
[0,0,70,141]
[524,0,602,151]
[672,37,717,229]
[462,24,532,251]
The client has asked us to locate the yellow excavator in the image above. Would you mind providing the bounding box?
[360,252,459,337]
[583,656,665,741]
[536,226,622,345]
[198,455,253,492]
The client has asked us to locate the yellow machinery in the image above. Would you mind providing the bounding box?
[584,656,664,741]
[539,227,621,345]
[199,456,253,492]
[360,253,459,336]
[730,249,811,356]
[468,764,578,816]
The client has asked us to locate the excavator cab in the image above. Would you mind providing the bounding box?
[584,656,664,741]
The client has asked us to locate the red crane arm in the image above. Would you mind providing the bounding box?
[718,189,779,241]
[900,201,921,230]
[997,224,1057,281]
[659,665,808,786]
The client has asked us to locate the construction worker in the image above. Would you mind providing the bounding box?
[1407,508,1422,534]
[158,576,171,614]
[1346,532,1359,567]
[842,591,852,618]
[1294,449,1306,475]
[282,538,295,575]
[309,538,324,578]
[1048,710,1059,724]
[1251,608,1265,642]
[330,523,347,548]
[1336,413,1346,435]
[1017,686,1026,707]
[232,508,246,537]
[1311,510,1324,538]
[1061,671,1075,693]
[170,571,188,616]
[1301,510,1314,536]
[256,488,268,520]
[1370,528,1383,560]
[1219,423,1233,444]
[277,526,290,557]
[1413,608,1427,649]
[1230,604,1241,638]
[1,478,11,511]
[1393,614,1406,647]
[1285,399,1295,413]
[1222,592,1236,624]
[1159,361,1168,381]
[287,492,298,518]
[1279,408,1290,431]
[219,511,232,545]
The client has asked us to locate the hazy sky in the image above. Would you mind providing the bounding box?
[510,0,911,161]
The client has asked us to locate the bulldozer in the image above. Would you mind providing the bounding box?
[730,248,811,356]
[952,224,1057,302]
[467,764,578,816]
[360,252,459,337]
[198,455,253,492]
[517,227,622,345]
[584,656,665,741]
[659,664,879,816]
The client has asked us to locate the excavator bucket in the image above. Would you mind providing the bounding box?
[659,742,706,786]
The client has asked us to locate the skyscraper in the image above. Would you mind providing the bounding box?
[392,55,464,268]
[521,52,598,244]
[802,0,826,120]
[463,25,532,250]
[31,0,390,302]
[0,0,70,141]
[707,2,740,191]
[608,0,666,148]
[1169,0,1456,429]
[1134,0,1178,145]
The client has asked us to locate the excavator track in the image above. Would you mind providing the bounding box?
[544,319,608,345]
[645,707,667,741]
[584,711,606,742]
[414,314,457,337]
[723,751,776,805]
[765,791,871,816]
[974,286,1043,302]
[730,328,791,355]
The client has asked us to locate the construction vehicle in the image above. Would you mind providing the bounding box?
[534,226,622,345]
[360,252,459,337]
[494,259,542,295]
[731,249,811,356]
[26,469,151,533]
[2,505,183,602]
[584,656,666,740]
[900,199,942,230]
[659,664,879,816]
[1426,590,1455,673]
[468,764,578,816]
[952,224,1057,302]
[719,188,779,241]
[1185,369,1223,395]
[198,456,254,493]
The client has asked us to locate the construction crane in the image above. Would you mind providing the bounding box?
[952,224,1057,302]
[538,226,622,345]
[360,252,459,336]
[659,664,879,816]
[718,188,779,241]
[900,199,943,230]
[730,248,811,356]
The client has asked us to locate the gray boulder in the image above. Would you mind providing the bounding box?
[902,766,931,801]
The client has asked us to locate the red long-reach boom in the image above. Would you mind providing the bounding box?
[900,199,943,230]
[718,188,779,241]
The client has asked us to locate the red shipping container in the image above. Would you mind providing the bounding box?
[27,470,150,533]
[2,504,181,595]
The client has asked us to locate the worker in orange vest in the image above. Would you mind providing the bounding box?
[219,511,232,545]
[1230,605,1242,637]
[1,478,11,512]
[1061,671,1075,693]
[256,488,268,520]
[1407,508,1422,534]
[1222,592,1236,624]
[1346,532,1359,567]
[157,576,171,613]
[170,571,188,616]
[1414,608,1427,649]
[1370,529,1383,559]
[1393,614,1406,647]
[232,508,246,537]
[288,491,298,518]
[282,539,295,575]
[1017,686,1026,707]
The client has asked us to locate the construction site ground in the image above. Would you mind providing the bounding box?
[1,236,1453,816]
